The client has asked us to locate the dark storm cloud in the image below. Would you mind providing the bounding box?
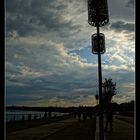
[6,70,97,106]
[6,0,135,106]
[6,69,97,96]
[110,21,134,32]
[108,0,134,20]
[126,0,135,7]
[6,0,80,37]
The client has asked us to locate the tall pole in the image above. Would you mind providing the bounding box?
[97,23,104,140]
[87,0,109,139]
[96,0,104,138]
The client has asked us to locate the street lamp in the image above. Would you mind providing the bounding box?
[88,0,109,27]
[88,0,109,140]
[92,33,105,54]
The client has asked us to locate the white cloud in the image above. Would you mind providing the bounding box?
[111,55,126,63]
[6,0,135,106]
[20,65,46,77]
[18,95,97,107]
[112,95,134,104]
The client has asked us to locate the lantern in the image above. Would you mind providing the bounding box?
[92,33,105,54]
[88,0,109,27]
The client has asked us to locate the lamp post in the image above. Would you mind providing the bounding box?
[95,92,99,105]
[95,92,99,115]
[88,0,109,140]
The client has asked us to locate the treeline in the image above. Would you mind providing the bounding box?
[112,100,135,116]
[6,106,96,113]
[6,100,135,116]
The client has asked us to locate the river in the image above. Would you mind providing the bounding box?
[6,109,69,122]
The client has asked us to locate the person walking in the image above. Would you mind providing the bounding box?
[104,103,113,132]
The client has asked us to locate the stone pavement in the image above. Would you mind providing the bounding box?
[95,115,134,140]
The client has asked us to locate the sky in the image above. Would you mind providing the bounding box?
[5,0,135,107]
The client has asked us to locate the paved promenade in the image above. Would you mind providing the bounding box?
[95,115,135,140]
[45,119,95,140]
[6,117,96,140]
[6,115,134,140]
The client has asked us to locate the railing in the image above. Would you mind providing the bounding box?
[6,112,69,122]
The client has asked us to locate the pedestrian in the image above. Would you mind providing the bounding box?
[28,114,31,121]
[48,111,52,119]
[83,112,87,121]
[104,103,113,132]
[78,111,81,121]
[44,112,47,120]
[22,115,25,121]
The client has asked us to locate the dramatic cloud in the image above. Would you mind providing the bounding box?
[126,0,135,7]
[6,0,135,106]
[110,21,134,32]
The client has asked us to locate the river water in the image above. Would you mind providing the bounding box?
[6,109,69,122]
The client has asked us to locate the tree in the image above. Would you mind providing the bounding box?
[102,78,117,104]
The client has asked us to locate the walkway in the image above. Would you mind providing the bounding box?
[7,117,96,140]
[95,115,135,140]
[6,115,134,140]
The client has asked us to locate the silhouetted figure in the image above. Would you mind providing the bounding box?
[22,115,25,121]
[78,111,81,121]
[39,114,41,119]
[104,103,113,132]
[89,111,93,120]
[83,112,87,121]
[34,115,37,120]
[48,111,52,119]
[28,114,31,121]
[44,112,47,120]
[13,114,16,121]
[74,111,77,118]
